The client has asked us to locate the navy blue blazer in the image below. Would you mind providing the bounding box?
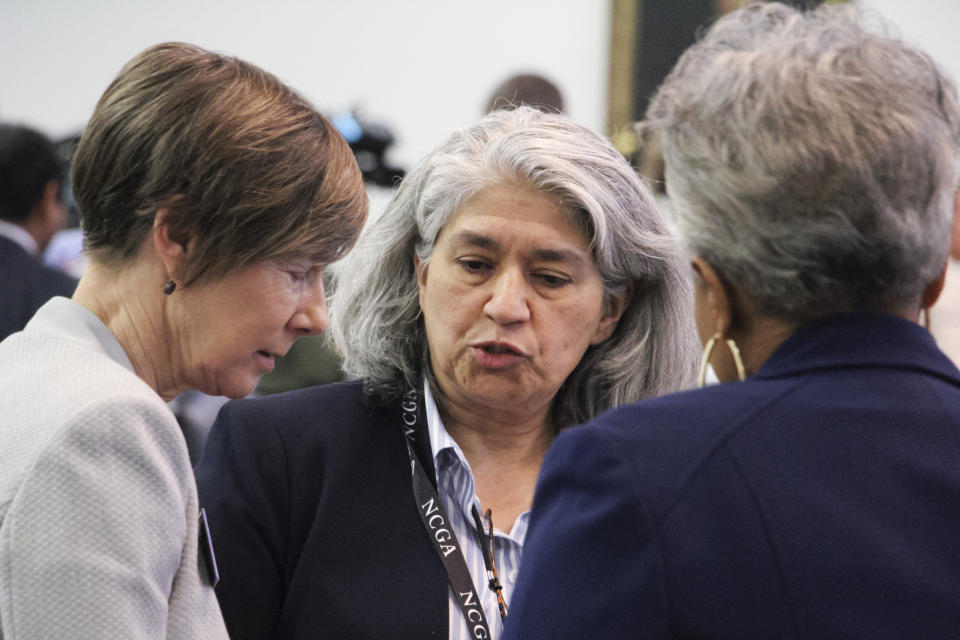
[0,235,77,341]
[195,381,450,640]
[505,313,960,639]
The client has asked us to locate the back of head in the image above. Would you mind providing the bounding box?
[645,2,960,321]
[72,42,367,285]
[485,73,565,114]
[0,124,64,223]
[331,106,697,425]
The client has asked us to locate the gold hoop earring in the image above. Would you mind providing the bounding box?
[698,332,747,387]
[727,337,747,382]
[920,307,931,331]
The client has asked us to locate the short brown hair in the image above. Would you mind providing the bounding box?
[72,42,367,284]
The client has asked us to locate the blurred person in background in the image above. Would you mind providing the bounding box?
[41,133,91,281]
[0,42,366,639]
[485,72,565,114]
[0,123,77,341]
[196,106,698,640]
[506,3,960,638]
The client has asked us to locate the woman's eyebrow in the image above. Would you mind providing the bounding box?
[448,230,588,265]
[448,230,499,250]
[529,247,589,265]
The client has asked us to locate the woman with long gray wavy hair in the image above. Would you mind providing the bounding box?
[196,106,698,640]
[506,3,960,638]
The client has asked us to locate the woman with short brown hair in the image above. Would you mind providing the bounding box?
[0,42,366,639]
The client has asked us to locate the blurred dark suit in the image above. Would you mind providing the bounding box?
[0,123,76,341]
[0,235,76,341]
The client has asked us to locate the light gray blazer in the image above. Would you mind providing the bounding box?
[0,298,228,639]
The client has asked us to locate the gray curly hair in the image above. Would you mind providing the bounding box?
[329,107,698,428]
[643,2,960,321]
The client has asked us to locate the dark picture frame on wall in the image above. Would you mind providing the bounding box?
[607,0,842,190]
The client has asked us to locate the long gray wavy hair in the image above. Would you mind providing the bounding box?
[330,107,698,428]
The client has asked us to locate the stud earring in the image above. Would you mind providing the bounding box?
[163,280,177,295]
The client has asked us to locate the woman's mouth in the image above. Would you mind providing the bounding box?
[472,342,526,368]
[483,344,518,355]
[256,351,279,371]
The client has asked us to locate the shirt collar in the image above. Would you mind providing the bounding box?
[422,381,530,541]
[754,312,960,384]
[0,219,38,255]
[424,380,472,479]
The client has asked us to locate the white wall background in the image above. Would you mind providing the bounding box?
[0,0,609,179]
[2,0,959,195]
[862,0,960,84]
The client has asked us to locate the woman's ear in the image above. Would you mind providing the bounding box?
[590,289,630,345]
[153,207,188,278]
[951,188,960,261]
[414,254,429,306]
[691,256,734,338]
[923,262,948,310]
[414,254,425,284]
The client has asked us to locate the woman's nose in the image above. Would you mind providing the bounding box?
[483,269,531,325]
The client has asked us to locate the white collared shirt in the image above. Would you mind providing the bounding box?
[424,382,528,640]
[0,218,38,255]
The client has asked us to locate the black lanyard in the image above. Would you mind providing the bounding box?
[400,387,495,639]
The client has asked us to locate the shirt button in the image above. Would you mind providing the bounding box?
[508,569,519,583]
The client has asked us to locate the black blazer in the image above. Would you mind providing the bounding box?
[196,381,449,640]
[505,313,960,639]
[0,235,77,341]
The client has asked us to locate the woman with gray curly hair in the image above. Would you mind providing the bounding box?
[506,3,960,638]
[196,106,698,640]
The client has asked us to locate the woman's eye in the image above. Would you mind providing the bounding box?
[289,267,320,283]
[536,273,571,288]
[276,258,324,285]
[458,258,490,273]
